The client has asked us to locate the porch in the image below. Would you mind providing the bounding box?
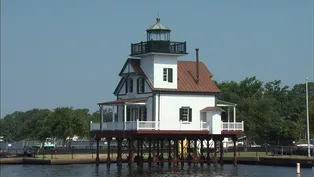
[90,120,244,131]
[91,97,244,133]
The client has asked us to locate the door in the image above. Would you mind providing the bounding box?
[131,108,138,121]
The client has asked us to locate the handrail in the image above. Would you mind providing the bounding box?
[131,41,187,55]
[90,121,244,132]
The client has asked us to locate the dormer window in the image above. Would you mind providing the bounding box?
[163,68,173,83]
[126,78,133,93]
[137,77,145,93]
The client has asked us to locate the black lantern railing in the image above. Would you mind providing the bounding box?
[131,41,187,56]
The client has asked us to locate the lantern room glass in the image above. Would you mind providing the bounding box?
[147,31,170,41]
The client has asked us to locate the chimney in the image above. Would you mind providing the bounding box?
[195,48,200,84]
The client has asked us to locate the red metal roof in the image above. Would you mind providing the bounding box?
[98,97,147,106]
[201,107,225,112]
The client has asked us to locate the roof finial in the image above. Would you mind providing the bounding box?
[156,12,160,23]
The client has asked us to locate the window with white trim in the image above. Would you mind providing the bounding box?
[139,107,147,121]
[137,77,145,93]
[163,68,173,83]
[179,107,192,122]
[126,78,133,93]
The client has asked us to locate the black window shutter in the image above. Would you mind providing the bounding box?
[137,78,140,93]
[163,68,167,81]
[179,108,183,121]
[139,108,142,121]
[125,80,128,93]
[116,106,119,122]
[144,108,147,121]
[130,79,133,93]
[127,108,130,121]
[141,78,145,93]
[168,68,173,83]
[188,108,192,122]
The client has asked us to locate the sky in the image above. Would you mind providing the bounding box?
[1,0,313,117]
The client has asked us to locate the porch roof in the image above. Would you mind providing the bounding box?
[216,99,237,107]
[201,106,225,112]
[97,97,147,106]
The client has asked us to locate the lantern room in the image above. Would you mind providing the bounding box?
[146,17,171,41]
[130,17,187,57]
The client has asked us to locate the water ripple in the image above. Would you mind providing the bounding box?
[0,164,313,177]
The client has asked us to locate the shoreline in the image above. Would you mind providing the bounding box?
[1,156,313,168]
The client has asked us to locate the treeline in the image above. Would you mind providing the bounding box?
[0,76,313,142]
[0,107,113,142]
[216,77,313,141]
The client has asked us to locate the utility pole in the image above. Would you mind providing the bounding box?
[306,78,311,158]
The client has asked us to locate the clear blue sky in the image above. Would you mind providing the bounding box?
[1,0,313,117]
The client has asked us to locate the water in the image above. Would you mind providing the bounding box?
[0,164,313,177]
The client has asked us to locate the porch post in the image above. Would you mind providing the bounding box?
[124,103,127,130]
[112,105,114,130]
[227,107,230,122]
[100,105,104,131]
[233,106,236,123]
[112,106,115,122]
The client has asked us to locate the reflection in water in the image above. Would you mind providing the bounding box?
[1,164,313,177]
[94,166,99,176]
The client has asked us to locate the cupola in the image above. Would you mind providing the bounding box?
[130,17,187,57]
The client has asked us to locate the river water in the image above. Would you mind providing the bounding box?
[0,164,313,177]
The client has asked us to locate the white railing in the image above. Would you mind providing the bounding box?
[221,121,244,131]
[125,121,137,130]
[90,120,159,131]
[90,121,244,132]
[200,121,209,131]
[90,122,100,130]
[138,121,158,130]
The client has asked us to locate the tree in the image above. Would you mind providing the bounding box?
[49,107,88,147]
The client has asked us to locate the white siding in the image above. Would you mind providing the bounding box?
[158,94,215,130]
[119,82,126,95]
[117,105,124,122]
[153,55,178,89]
[211,112,222,134]
[146,97,153,121]
[140,54,179,90]
[140,55,154,84]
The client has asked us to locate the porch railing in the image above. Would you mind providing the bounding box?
[200,121,209,131]
[90,120,160,131]
[221,121,244,131]
[90,121,244,132]
[137,121,158,130]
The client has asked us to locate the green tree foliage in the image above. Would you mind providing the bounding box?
[216,77,314,140]
[0,77,313,142]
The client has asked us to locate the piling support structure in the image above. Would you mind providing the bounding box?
[106,138,112,168]
[95,137,100,166]
[232,136,238,166]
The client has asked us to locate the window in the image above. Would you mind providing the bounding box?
[125,78,133,93]
[126,108,131,121]
[137,77,145,93]
[139,107,147,121]
[179,107,192,122]
[163,68,173,83]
